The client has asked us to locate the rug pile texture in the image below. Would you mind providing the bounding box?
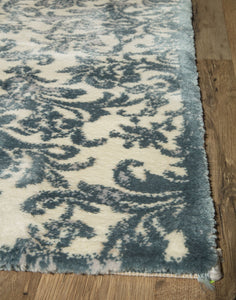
[0,0,218,278]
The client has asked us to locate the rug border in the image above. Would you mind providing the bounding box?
[112,0,220,280]
[113,0,220,280]
[114,0,220,280]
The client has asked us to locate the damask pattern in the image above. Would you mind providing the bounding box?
[0,0,217,275]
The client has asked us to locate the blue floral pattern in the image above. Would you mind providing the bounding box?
[0,0,217,275]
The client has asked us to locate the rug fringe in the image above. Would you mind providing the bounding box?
[197,275,215,291]
[197,248,222,290]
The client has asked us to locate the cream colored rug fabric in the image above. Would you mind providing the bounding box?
[0,0,218,280]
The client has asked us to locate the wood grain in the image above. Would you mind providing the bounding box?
[0,271,42,300]
[192,0,232,60]
[0,273,219,300]
[221,0,236,73]
[197,59,236,300]
[0,0,236,299]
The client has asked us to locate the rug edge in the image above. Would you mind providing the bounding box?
[175,0,221,279]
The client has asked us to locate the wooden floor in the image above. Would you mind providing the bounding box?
[0,0,235,299]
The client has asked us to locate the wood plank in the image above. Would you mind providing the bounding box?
[197,59,236,300]
[33,274,155,300]
[221,0,236,74]
[0,271,42,300]
[34,275,216,300]
[192,0,232,60]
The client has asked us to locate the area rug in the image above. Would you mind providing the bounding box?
[0,0,219,280]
